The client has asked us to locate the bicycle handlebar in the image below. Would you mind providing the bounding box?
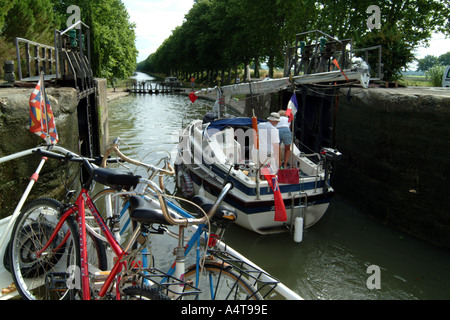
[33,148,118,167]
[102,139,234,226]
[101,139,175,191]
[102,141,174,175]
[146,179,234,227]
[36,145,232,226]
[34,148,91,163]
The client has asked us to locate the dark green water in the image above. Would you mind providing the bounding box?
[107,73,450,300]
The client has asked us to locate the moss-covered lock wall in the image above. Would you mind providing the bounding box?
[0,79,107,219]
[333,87,450,249]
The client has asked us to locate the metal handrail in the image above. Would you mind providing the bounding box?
[14,20,92,84]
[15,38,57,81]
[353,45,383,80]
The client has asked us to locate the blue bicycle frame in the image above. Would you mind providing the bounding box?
[115,192,208,288]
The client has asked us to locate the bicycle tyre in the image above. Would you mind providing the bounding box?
[122,285,171,300]
[91,187,131,242]
[9,198,107,300]
[183,263,263,300]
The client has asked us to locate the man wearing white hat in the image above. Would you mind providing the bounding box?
[256,112,280,172]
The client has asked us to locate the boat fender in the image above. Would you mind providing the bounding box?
[180,172,194,199]
[294,217,304,243]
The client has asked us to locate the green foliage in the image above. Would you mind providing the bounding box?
[417,55,440,72]
[356,25,416,81]
[0,0,17,31]
[141,0,450,84]
[89,0,138,81]
[426,65,445,87]
[310,0,450,82]
[49,0,137,82]
[2,0,56,44]
[417,52,450,75]
[140,0,319,82]
[438,52,450,66]
[0,0,57,79]
[0,0,137,83]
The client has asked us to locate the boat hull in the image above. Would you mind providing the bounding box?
[177,163,333,235]
[175,118,335,235]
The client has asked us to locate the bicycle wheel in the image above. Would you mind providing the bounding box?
[91,188,132,243]
[9,198,107,300]
[122,285,171,300]
[183,263,263,300]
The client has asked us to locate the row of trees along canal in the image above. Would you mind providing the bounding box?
[0,0,137,84]
[138,0,450,86]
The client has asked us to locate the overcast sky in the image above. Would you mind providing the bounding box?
[121,0,449,65]
[122,0,193,62]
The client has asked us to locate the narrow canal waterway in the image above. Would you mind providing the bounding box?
[107,73,450,300]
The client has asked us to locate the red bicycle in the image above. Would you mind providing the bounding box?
[8,147,233,300]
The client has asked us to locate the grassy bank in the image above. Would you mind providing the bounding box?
[399,75,431,87]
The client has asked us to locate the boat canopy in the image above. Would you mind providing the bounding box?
[205,117,266,136]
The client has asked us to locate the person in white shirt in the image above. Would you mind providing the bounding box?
[256,112,280,172]
[276,110,292,169]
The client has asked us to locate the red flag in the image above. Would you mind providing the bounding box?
[189,92,198,103]
[261,167,287,222]
[332,59,349,82]
[29,74,58,144]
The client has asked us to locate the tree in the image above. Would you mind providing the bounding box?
[2,0,57,44]
[0,0,58,79]
[50,0,137,82]
[90,0,138,81]
[317,0,450,81]
[357,25,416,81]
[417,55,439,72]
[438,52,450,66]
[0,0,17,32]
[141,0,450,84]
[417,52,450,73]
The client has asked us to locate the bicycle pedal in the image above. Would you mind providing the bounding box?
[45,272,70,291]
[93,271,111,281]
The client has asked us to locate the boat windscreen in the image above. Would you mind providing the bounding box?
[205,117,266,136]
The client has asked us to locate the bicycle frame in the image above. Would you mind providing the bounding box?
[96,186,216,297]
[100,185,295,300]
[36,187,127,300]
[163,199,207,283]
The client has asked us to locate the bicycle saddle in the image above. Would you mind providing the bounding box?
[93,167,141,190]
[191,196,237,227]
[128,195,177,225]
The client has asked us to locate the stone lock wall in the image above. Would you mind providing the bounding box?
[0,86,78,219]
[333,87,450,249]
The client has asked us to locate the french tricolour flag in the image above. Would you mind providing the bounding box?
[285,93,298,122]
